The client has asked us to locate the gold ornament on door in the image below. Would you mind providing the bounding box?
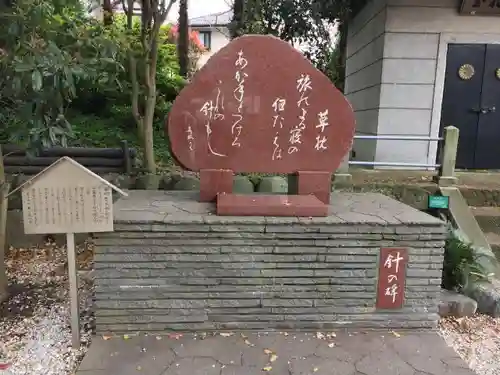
[458,64,475,80]
[496,68,500,80]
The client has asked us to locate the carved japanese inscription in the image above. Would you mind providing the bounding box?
[167,35,355,174]
[376,248,409,310]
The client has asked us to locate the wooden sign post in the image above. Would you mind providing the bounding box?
[8,157,127,348]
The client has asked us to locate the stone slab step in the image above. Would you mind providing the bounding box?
[471,206,500,256]
[438,289,477,318]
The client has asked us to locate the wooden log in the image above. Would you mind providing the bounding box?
[1,144,137,158]
[5,166,124,175]
[1,145,25,156]
[121,140,133,174]
[40,146,137,158]
[4,156,125,167]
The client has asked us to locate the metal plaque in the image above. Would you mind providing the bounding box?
[460,0,500,15]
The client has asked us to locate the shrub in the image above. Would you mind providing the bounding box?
[442,227,493,291]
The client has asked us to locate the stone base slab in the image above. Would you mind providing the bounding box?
[216,193,328,216]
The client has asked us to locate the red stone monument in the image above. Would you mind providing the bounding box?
[167,35,355,216]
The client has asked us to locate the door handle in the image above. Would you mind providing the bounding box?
[471,107,496,114]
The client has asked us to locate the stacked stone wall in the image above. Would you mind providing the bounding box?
[94,220,446,333]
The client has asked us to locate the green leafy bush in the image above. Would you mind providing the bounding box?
[442,228,493,291]
[0,0,124,148]
[0,0,185,167]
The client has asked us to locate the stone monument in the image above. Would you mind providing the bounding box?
[91,35,447,334]
[167,35,355,216]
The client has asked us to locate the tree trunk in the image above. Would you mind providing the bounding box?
[178,0,189,78]
[102,0,114,26]
[143,90,157,174]
[336,20,348,93]
[0,145,8,303]
[230,0,245,39]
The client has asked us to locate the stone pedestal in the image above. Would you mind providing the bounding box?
[94,191,446,333]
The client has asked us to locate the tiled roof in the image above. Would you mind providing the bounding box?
[189,10,233,26]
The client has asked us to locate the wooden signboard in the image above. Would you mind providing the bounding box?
[9,157,127,348]
[460,0,500,15]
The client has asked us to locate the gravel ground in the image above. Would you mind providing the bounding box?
[0,241,94,375]
[0,241,499,375]
[440,315,500,375]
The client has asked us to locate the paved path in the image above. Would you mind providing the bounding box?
[76,330,475,375]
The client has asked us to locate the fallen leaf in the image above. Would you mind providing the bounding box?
[264,349,273,355]
[270,354,278,362]
[328,342,335,348]
[156,336,162,340]
[313,367,319,372]
[136,366,142,371]
[316,332,325,339]
[168,333,183,340]
[102,335,112,341]
[123,334,130,340]
[244,339,254,347]
[328,332,336,338]
[263,366,273,372]
[240,333,248,339]
[220,332,234,337]
[392,331,401,338]
[283,332,289,336]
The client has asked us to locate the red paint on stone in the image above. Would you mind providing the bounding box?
[293,171,332,204]
[376,248,409,310]
[217,194,328,217]
[199,169,233,202]
[167,34,355,174]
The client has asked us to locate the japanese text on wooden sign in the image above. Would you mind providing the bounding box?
[376,248,409,309]
[22,185,113,234]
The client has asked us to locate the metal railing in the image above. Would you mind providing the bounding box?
[335,126,459,186]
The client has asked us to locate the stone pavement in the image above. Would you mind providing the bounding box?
[76,330,476,375]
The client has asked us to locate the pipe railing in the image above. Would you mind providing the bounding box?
[335,126,459,186]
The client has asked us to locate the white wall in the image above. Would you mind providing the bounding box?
[192,27,231,68]
[347,0,500,167]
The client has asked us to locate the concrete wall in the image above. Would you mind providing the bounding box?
[347,0,500,167]
[192,27,230,67]
[93,221,445,333]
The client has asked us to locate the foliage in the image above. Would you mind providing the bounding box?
[69,15,185,123]
[229,0,364,87]
[121,0,178,174]
[0,0,124,150]
[0,0,187,170]
[442,228,493,291]
[68,103,174,169]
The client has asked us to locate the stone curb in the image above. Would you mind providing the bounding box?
[464,279,500,317]
[438,289,477,318]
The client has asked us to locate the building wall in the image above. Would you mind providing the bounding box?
[345,0,387,163]
[347,0,500,167]
[192,27,231,68]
